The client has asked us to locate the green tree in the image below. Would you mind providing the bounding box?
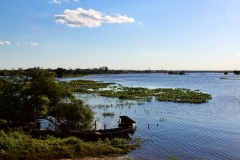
[179,71,185,75]
[55,68,66,78]
[51,99,93,131]
[168,71,174,74]
[0,69,26,125]
[0,68,93,130]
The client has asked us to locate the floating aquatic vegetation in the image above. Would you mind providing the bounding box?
[62,80,212,104]
[152,88,212,103]
[102,112,115,117]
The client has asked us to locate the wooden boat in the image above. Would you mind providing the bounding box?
[31,126,134,141]
[118,116,137,128]
[68,126,134,141]
[31,116,137,141]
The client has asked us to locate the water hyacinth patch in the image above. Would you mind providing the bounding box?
[61,80,212,103]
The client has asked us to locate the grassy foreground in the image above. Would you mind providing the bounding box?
[0,130,142,160]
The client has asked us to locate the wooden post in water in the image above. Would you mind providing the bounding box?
[157,123,158,127]
[95,120,96,130]
[148,124,150,129]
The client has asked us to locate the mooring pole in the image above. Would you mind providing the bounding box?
[148,124,150,129]
[95,120,97,130]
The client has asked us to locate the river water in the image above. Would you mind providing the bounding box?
[60,73,240,160]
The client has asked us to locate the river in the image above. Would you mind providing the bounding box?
[59,73,240,160]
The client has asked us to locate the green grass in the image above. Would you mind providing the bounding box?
[0,130,142,160]
[61,80,116,94]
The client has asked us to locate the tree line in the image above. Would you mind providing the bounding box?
[0,68,238,78]
[233,70,240,75]
[0,67,123,78]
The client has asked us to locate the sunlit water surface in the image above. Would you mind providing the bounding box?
[59,73,240,160]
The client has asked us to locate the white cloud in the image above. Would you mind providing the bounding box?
[49,0,61,4]
[30,42,39,46]
[54,8,135,27]
[0,41,10,45]
[5,41,10,45]
[16,43,20,46]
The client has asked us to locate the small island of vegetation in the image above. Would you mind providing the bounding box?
[168,71,185,75]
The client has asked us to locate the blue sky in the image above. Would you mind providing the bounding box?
[1,0,240,70]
